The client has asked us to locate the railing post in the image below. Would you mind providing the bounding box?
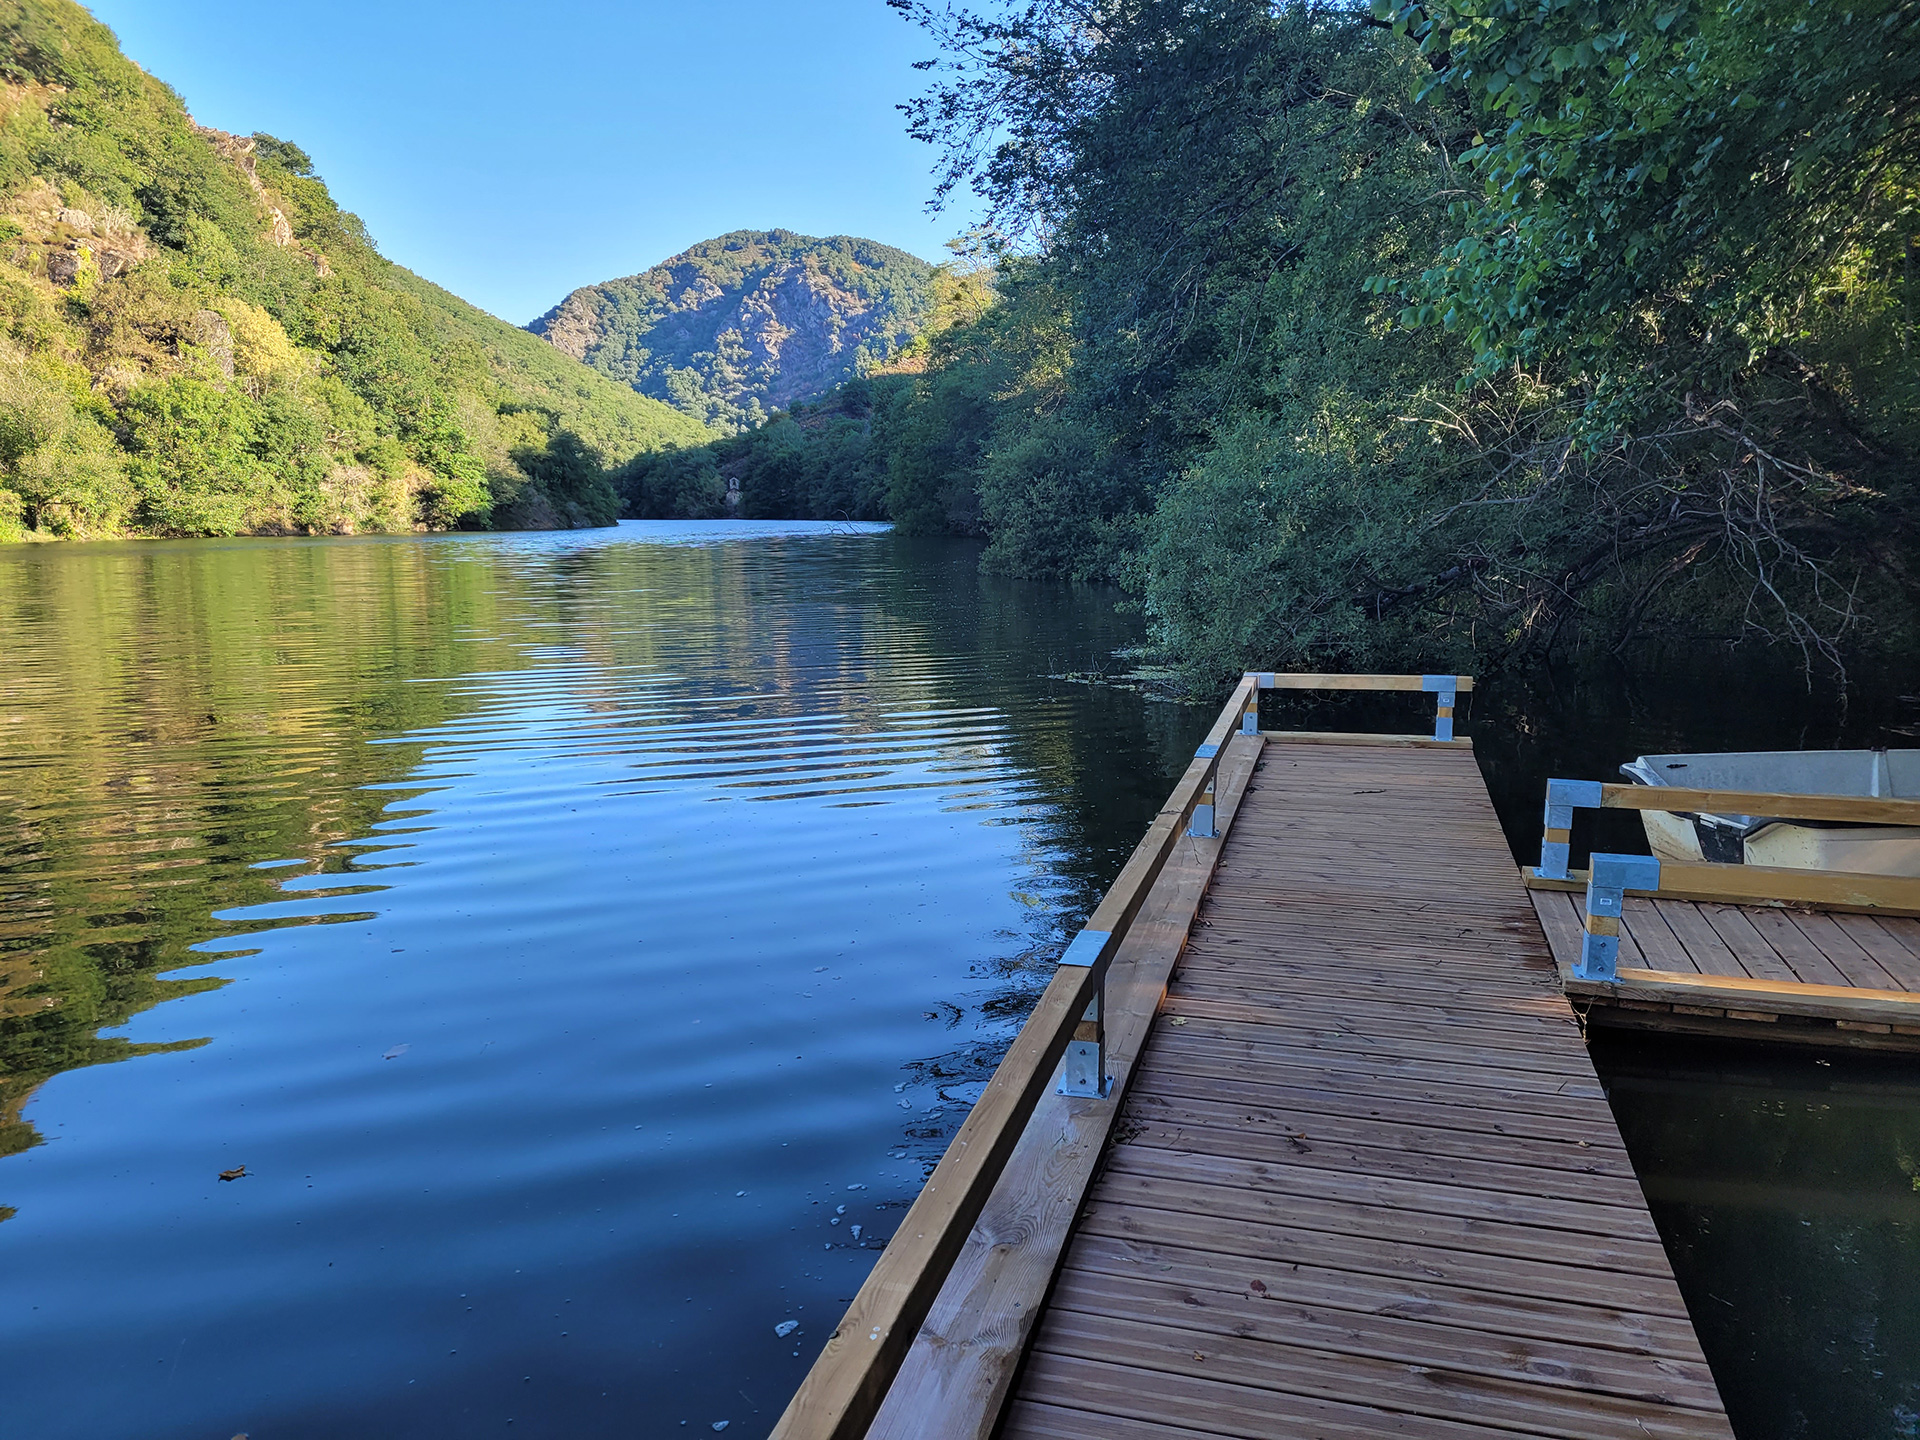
[1539,778,1604,881]
[1421,674,1459,740]
[1056,929,1112,1098]
[1242,673,1270,735]
[1189,744,1219,838]
[1577,854,1662,981]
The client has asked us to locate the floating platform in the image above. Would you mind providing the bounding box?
[772,675,1735,1440]
[1523,777,1920,1050]
[1528,885,1920,1049]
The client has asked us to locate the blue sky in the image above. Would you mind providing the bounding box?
[87,0,976,324]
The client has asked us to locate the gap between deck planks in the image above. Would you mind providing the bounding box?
[1003,742,1735,1440]
[865,730,1266,1440]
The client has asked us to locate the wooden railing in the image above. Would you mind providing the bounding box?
[1244,671,1475,741]
[1529,778,1920,976]
[770,671,1470,1440]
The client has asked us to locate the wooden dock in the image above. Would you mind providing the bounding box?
[1522,781,1920,1049]
[772,675,1733,1440]
[998,741,1730,1440]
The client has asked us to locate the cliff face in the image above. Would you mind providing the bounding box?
[529,230,937,432]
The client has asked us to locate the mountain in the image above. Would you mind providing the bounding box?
[528,230,938,432]
[0,0,710,541]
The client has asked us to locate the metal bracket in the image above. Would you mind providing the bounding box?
[1189,777,1217,838]
[1240,678,1265,735]
[1056,928,1110,967]
[1577,853,1662,981]
[1421,674,1459,741]
[1061,957,1112,1096]
[1538,778,1605,880]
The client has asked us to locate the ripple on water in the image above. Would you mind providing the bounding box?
[0,523,1198,1440]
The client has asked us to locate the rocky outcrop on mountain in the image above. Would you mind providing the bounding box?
[528,230,937,432]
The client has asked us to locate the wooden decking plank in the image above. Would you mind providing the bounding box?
[1532,889,1587,974]
[1743,907,1853,986]
[1098,1142,1667,1244]
[1000,1399,1223,1440]
[1003,743,1728,1440]
[1109,1122,1652,1219]
[1653,901,1753,979]
[1160,988,1592,1058]
[1169,963,1574,1018]
[1146,1027,1610,1103]
[1121,1084,1637,1179]
[1162,984,1581,1044]
[1171,956,1563,1010]
[1146,1012,1602,1085]
[1066,1215,1698,1332]
[1128,1055,1628,1148]
[1624,897,1700,973]
[1029,1311,1727,1440]
[1699,902,1801,982]
[1041,1268,1723,1409]
[1779,909,1906,990]
[1180,935,1563,983]
[1084,1169,1679,1281]
[1006,1357,1501,1440]
[1842,914,1920,990]
[1133,1047,1620,1128]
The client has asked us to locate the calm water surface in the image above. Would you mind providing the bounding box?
[0,523,1205,1438]
[2,522,1916,1439]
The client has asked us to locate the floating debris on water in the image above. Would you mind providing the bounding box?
[775,1320,798,1338]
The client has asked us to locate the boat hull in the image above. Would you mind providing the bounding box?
[1626,748,1920,878]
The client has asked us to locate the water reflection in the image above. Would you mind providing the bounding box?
[1594,1033,1920,1440]
[8,527,1918,1438]
[0,522,1207,1439]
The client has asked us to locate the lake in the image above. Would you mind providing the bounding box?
[1,522,1915,1439]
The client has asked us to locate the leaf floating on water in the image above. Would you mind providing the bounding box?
[219,1167,247,1182]
[383,1045,409,1060]
[774,1320,799,1338]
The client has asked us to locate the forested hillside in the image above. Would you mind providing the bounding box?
[726,0,1920,684]
[529,230,937,432]
[0,0,709,541]
[614,258,993,520]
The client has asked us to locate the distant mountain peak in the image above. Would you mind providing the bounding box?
[528,230,938,432]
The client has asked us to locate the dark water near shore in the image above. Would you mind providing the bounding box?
[1,522,1915,1439]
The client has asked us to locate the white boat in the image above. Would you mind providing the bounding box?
[1621,749,1920,876]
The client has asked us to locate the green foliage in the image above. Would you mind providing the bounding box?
[0,340,132,536]
[0,0,708,542]
[529,230,939,432]
[866,0,1920,684]
[1376,0,1920,426]
[618,379,901,521]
